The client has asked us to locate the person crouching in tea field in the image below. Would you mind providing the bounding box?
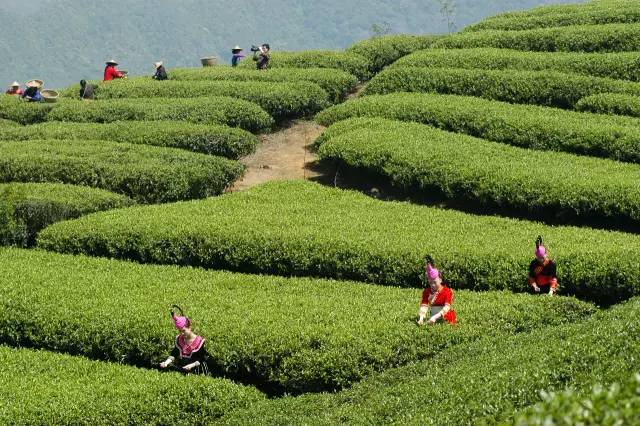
[528,236,558,296]
[418,256,457,326]
[159,305,211,375]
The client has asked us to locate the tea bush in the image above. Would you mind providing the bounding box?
[576,92,640,118]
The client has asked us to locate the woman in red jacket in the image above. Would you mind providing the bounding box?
[418,257,457,326]
[103,59,126,81]
[528,236,558,296]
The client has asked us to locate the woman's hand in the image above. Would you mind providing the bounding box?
[159,361,169,369]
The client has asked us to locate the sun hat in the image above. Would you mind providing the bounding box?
[10,81,20,87]
[106,59,118,65]
[154,61,163,68]
[26,79,43,88]
[232,45,243,51]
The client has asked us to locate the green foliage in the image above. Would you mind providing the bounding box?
[221,298,640,424]
[434,23,640,52]
[0,139,244,203]
[511,374,640,426]
[364,66,640,108]
[346,34,443,73]
[0,96,55,125]
[0,183,133,247]
[390,48,640,81]
[314,94,640,163]
[0,118,19,127]
[0,346,264,425]
[170,66,358,102]
[46,97,274,133]
[60,79,330,121]
[0,121,257,159]
[466,2,640,31]
[576,92,640,118]
[238,50,372,81]
[37,180,640,305]
[0,248,595,394]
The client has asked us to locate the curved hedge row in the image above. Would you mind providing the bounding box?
[0,139,244,203]
[314,94,640,163]
[0,248,595,394]
[37,181,640,305]
[513,374,640,426]
[237,50,371,81]
[222,298,640,424]
[0,118,18,127]
[363,67,640,109]
[346,34,442,74]
[0,346,263,425]
[390,48,640,81]
[1,183,134,246]
[466,2,640,32]
[46,97,274,132]
[318,120,640,228]
[576,92,640,118]
[60,80,330,121]
[433,23,640,53]
[169,67,357,103]
[0,121,257,159]
[0,96,55,125]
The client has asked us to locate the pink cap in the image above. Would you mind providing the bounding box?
[535,245,546,258]
[427,263,440,280]
[172,312,189,329]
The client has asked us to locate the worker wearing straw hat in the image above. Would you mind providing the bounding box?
[152,61,168,80]
[5,81,23,96]
[21,80,43,102]
[231,46,245,67]
[103,59,126,81]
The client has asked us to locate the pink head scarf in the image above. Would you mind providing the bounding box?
[427,263,440,281]
[535,235,546,258]
[171,305,189,330]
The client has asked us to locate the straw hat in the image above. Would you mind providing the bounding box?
[154,61,163,68]
[10,81,20,87]
[106,59,118,65]
[26,80,43,88]
[232,45,243,52]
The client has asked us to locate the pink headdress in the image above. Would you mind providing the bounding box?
[424,255,440,281]
[535,235,546,258]
[171,305,190,330]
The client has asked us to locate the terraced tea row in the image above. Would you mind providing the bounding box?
[391,48,640,81]
[169,67,357,103]
[0,139,243,203]
[346,34,442,73]
[0,96,273,131]
[38,181,640,305]
[0,248,594,394]
[315,93,640,163]
[364,67,640,109]
[0,183,133,246]
[576,92,640,118]
[0,346,263,425]
[222,298,640,424]
[60,80,330,121]
[0,121,257,158]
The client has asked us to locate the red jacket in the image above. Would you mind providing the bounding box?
[104,65,124,81]
[421,285,457,324]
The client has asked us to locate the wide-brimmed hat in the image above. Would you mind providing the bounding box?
[26,79,43,88]
[232,45,243,52]
[106,59,118,65]
[10,81,20,87]
[154,61,163,68]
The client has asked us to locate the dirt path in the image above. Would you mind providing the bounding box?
[228,120,329,192]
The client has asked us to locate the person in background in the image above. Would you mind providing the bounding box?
[231,46,245,67]
[152,61,168,80]
[103,59,126,81]
[79,79,97,100]
[5,82,23,96]
[528,236,558,296]
[417,256,457,326]
[159,306,211,375]
[253,43,270,70]
[21,81,43,102]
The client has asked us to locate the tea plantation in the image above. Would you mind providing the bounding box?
[1,0,639,424]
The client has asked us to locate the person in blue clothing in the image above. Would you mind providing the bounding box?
[21,81,43,102]
[231,46,245,67]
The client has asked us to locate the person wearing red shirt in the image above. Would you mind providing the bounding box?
[5,81,23,96]
[103,59,126,81]
[528,235,558,296]
[418,257,457,326]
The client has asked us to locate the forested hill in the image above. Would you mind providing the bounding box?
[1,0,582,88]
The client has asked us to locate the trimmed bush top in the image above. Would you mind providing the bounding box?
[0,139,244,203]
[37,180,640,305]
[576,92,640,118]
[0,247,595,394]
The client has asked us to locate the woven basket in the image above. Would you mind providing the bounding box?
[41,90,59,103]
[200,56,218,67]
